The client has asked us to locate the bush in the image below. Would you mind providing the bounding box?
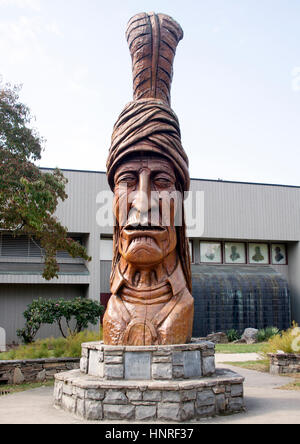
[257,327,280,343]
[17,298,104,344]
[226,329,241,343]
[0,330,102,361]
[262,322,300,355]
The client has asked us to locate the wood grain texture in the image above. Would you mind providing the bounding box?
[126,12,184,105]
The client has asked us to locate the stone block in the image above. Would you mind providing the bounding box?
[173,366,184,379]
[196,405,216,418]
[76,398,85,417]
[162,391,181,403]
[36,370,46,382]
[215,394,226,412]
[85,400,103,420]
[135,405,157,421]
[105,365,124,380]
[202,357,216,375]
[231,384,244,397]
[104,390,128,405]
[88,350,104,378]
[73,386,86,399]
[228,397,244,412]
[103,404,135,421]
[86,389,105,401]
[143,390,162,402]
[80,357,88,374]
[126,390,143,402]
[181,402,195,421]
[152,356,172,364]
[61,395,76,414]
[157,403,181,422]
[105,356,123,365]
[62,382,74,396]
[173,351,183,366]
[13,368,25,385]
[124,352,151,380]
[196,390,215,407]
[53,381,63,404]
[81,347,88,358]
[213,386,225,394]
[181,389,197,402]
[152,363,173,380]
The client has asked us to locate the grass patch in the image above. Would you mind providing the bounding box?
[279,382,300,391]
[215,343,267,354]
[277,373,300,391]
[0,381,54,396]
[223,359,270,373]
[0,330,102,361]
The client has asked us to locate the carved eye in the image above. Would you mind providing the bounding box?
[118,174,136,186]
[154,176,174,188]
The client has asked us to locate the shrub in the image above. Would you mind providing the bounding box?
[257,327,280,343]
[227,329,241,343]
[262,322,300,355]
[17,298,104,344]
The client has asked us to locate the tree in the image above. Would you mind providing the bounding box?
[17,298,104,344]
[0,78,91,279]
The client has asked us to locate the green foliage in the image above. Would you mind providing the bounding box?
[257,327,280,343]
[0,79,91,280]
[0,331,101,361]
[226,329,241,343]
[262,322,300,355]
[17,298,104,344]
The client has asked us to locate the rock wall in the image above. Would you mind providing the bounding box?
[0,358,80,384]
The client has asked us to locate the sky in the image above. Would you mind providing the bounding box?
[1,0,300,186]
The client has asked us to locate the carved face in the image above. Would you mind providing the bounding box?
[113,154,179,267]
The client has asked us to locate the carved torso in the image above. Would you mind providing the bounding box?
[103,261,194,346]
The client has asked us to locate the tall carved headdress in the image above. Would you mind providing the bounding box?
[107,12,190,192]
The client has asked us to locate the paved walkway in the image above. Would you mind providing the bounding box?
[0,354,299,424]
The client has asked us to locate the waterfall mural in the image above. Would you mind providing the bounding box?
[192,265,291,337]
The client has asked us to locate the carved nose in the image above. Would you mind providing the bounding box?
[133,170,151,214]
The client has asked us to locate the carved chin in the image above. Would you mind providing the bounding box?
[121,237,165,265]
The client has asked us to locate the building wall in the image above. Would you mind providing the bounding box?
[0,284,88,344]
[191,179,300,241]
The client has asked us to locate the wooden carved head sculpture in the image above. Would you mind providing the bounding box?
[104,12,194,346]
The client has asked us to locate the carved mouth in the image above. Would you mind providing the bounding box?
[125,225,165,232]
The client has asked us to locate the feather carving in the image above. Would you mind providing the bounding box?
[126,12,184,106]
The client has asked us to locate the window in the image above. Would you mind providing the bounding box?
[200,242,222,264]
[224,242,246,264]
[100,238,113,261]
[271,244,287,265]
[248,243,270,265]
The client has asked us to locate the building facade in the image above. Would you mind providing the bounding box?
[0,168,299,344]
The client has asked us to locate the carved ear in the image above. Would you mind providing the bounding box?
[126,12,184,105]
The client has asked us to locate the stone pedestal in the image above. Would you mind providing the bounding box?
[54,341,245,422]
